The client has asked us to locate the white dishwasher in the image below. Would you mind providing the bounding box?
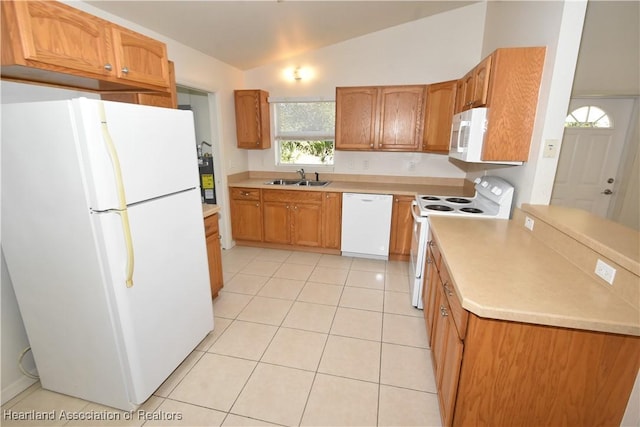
[341,193,393,260]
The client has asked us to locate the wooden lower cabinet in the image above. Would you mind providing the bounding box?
[389,195,414,259]
[204,213,223,298]
[425,234,640,427]
[263,190,322,247]
[229,188,263,242]
[322,192,342,249]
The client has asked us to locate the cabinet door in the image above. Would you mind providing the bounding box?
[230,199,263,242]
[291,203,322,247]
[437,285,463,427]
[425,248,439,345]
[9,0,114,77]
[234,90,271,149]
[423,80,457,153]
[322,192,342,249]
[111,25,170,88]
[263,201,291,244]
[454,79,466,114]
[378,86,425,151]
[335,87,379,150]
[389,195,414,256]
[204,214,223,298]
[102,62,177,108]
[470,55,492,108]
[461,72,475,111]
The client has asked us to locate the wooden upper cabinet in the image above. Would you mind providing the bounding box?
[336,85,425,152]
[234,90,271,149]
[3,0,113,77]
[378,86,426,151]
[455,55,492,113]
[110,25,170,88]
[423,80,457,153]
[335,86,379,150]
[1,0,170,93]
[102,61,177,108]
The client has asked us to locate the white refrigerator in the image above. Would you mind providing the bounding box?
[1,98,214,410]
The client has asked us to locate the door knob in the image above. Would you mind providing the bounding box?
[601,189,613,195]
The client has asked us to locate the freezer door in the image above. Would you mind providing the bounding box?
[95,188,213,404]
[73,98,201,210]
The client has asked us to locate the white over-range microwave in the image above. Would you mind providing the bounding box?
[449,107,489,163]
[449,107,523,165]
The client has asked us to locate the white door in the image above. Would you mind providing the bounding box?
[551,98,634,217]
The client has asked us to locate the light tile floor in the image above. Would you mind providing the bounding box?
[2,247,442,427]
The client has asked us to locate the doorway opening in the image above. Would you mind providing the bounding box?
[551,97,639,230]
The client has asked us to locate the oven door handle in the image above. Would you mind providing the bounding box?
[411,200,425,222]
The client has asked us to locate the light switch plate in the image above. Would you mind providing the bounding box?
[543,139,559,158]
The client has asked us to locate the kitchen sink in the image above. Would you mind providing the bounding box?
[264,179,331,187]
[264,179,302,185]
[297,180,330,187]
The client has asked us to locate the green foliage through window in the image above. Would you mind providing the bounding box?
[274,101,335,165]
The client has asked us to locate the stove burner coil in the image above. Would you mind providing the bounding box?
[446,197,472,204]
[426,204,454,212]
[421,196,441,201]
[460,207,484,214]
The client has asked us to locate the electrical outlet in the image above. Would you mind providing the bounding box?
[595,259,616,285]
[362,160,369,170]
[408,161,416,172]
[524,216,534,231]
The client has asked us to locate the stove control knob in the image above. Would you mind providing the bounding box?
[474,177,482,184]
[481,181,489,188]
[494,187,503,195]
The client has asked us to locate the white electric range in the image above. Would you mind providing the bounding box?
[409,176,515,308]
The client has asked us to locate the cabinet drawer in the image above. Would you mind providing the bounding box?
[231,187,260,201]
[263,189,322,203]
[439,266,468,340]
[204,214,219,237]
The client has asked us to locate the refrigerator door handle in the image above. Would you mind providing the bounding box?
[99,102,135,288]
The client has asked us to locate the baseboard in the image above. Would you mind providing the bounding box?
[1,376,38,405]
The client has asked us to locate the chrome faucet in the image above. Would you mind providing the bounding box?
[296,168,306,180]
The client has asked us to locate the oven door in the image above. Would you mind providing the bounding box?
[409,201,428,308]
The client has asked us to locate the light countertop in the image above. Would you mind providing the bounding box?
[428,215,640,336]
[522,204,639,276]
[229,178,472,197]
[202,204,221,218]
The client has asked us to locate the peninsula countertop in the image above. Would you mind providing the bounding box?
[428,215,640,336]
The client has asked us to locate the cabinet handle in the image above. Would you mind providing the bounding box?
[104,63,113,71]
[440,305,448,317]
[370,144,374,148]
[121,67,129,74]
[428,241,435,247]
[444,283,453,297]
[256,203,260,207]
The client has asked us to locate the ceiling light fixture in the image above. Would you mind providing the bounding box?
[293,67,302,81]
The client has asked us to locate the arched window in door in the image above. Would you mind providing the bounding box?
[565,105,612,128]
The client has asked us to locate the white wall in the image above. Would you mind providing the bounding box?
[573,1,640,97]
[243,3,488,178]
